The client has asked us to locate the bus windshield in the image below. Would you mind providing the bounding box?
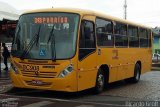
[11,13,79,60]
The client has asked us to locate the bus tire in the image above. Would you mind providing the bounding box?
[126,63,141,83]
[94,69,105,94]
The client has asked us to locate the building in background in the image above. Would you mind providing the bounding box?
[152,27,160,54]
[0,1,19,43]
[0,1,20,71]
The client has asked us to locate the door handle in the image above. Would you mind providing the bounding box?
[98,48,101,55]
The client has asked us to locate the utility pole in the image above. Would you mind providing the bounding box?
[52,0,54,8]
[124,0,127,20]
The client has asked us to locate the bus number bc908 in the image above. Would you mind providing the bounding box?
[23,65,39,71]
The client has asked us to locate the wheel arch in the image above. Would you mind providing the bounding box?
[99,64,110,83]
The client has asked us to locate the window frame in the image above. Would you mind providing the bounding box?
[79,19,96,61]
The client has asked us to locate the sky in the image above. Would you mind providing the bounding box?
[0,0,160,27]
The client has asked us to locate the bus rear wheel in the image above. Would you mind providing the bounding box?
[94,69,105,94]
[126,63,141,83]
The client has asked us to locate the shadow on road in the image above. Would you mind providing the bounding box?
[5,80,131,100]
[5,87,95,99]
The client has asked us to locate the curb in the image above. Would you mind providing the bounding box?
[151,68,160,71]
[152,63,160,67]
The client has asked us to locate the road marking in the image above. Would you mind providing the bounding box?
[0,94,125,107]
[0,78,10,80]
[0,83,8,85]
[0,81,7,84]
[76,105,95,107]
[21,101,53,107]
[0,84,13,93]
[0,80,11,82]
[0,98,19,102]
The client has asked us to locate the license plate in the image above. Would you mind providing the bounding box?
[32,80,42,85]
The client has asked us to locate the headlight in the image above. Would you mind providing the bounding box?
[11,63,19,74]
[58,65,73,78]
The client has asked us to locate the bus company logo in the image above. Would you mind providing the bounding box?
[23,65,39,72]
[35,71,40,76]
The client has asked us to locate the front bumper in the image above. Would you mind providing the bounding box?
[10,70,77,92]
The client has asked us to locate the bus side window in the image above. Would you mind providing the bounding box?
[128,25,139,47]
[139,28,148,47]
[114,22,128,47]
[96,18,114,46]
[79,20,96,60]
[148,29,152,47]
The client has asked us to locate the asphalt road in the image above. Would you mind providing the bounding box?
[0,71,160,107]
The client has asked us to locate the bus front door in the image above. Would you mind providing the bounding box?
[77,15,98,91]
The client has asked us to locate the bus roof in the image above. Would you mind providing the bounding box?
[23,8,151,29]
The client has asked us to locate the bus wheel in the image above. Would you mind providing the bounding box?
[133,63,141,83]
[94,69,105,94]
[126,63,141,83]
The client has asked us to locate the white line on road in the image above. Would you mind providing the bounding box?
[0,94,125,107]
[76,105,95,107]
[0,84,13,93]
[0,81,9,83]
[0,97,19,102]
[21,101,53,107]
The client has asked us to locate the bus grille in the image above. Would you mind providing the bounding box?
[21,70,57,78]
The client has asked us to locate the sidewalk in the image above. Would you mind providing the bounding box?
[0,63,10,79]
[0,70,10,80]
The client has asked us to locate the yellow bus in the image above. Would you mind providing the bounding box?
[10,8,152,93]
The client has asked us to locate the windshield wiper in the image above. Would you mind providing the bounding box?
[20,25,41,60]
[48,25,56,61]
[35,26,41,46]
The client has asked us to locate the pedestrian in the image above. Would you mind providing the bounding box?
[2,43,10,71]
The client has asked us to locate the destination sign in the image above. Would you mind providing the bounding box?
[34,17,68,24]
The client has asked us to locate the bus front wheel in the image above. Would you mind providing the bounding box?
[94,69,105,94]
